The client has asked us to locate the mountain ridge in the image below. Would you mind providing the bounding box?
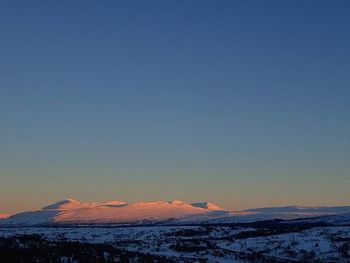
[0,199,225,226]
[1,199,350,226]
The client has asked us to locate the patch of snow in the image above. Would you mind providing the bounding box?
[96,200,127,207]
[42,199,90,210]
[191,202,224,211]
[169,200,187,205]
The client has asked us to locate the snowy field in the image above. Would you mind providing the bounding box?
[1,224,350,262]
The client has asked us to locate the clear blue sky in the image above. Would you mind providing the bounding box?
[1,1,349,213]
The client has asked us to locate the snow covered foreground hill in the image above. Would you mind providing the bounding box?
[1,199,350,226]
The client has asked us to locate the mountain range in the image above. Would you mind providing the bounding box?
[1,199,350,226]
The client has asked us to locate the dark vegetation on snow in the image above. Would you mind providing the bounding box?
[0,220,347,263]
[0,235,173,263]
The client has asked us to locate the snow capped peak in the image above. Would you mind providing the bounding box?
[191,202,224,211]
[0,198,230,226]
[51,199,223,224]
[42,198,87,210]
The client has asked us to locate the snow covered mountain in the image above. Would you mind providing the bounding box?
[0,199,227,226]
[1,199,350,226]
[231,205,350,222]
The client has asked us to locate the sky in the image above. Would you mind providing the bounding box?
[1,1,350,214]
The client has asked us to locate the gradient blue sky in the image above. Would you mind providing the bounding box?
[1,1,350,214]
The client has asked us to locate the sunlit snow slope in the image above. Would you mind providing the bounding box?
[0,199,225,225]
[1,199,350,226]
[0,214,9,219]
